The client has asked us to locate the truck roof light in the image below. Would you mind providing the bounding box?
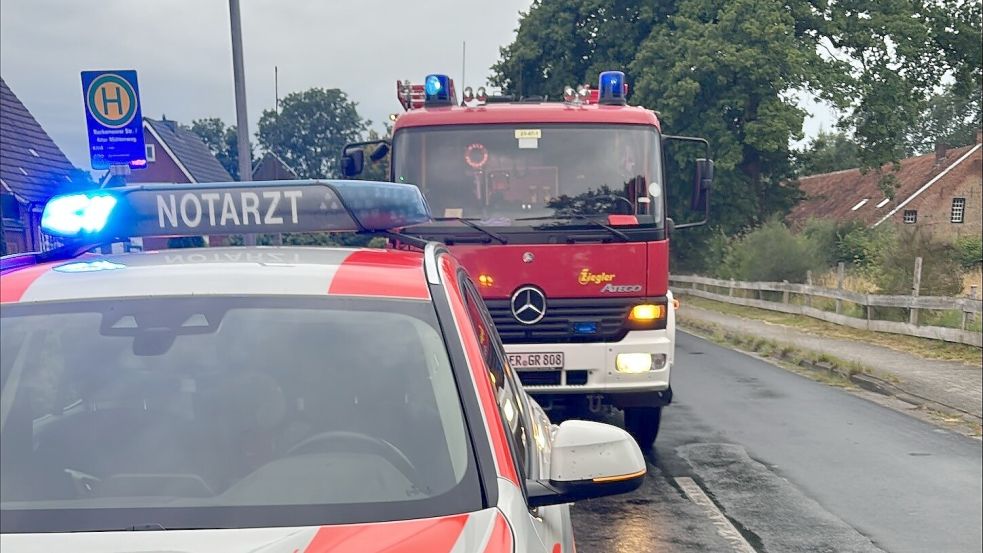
[424,74,454,106]
[563,86,577,103]
[598,71,627,105]
[462,86,474,103]
[476,86,488,102]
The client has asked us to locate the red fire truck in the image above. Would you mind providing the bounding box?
[342,72,712,447]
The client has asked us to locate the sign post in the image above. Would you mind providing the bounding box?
[81,70,146,183]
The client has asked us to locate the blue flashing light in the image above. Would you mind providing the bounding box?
[572,321,599,335]
[424,74,453,106]
[598,71,626,105]
[425,74,444,96]
[41,192,118,238]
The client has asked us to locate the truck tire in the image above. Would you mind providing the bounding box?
[624,406,662,449]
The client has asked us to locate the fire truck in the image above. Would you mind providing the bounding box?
[341,72,712,447]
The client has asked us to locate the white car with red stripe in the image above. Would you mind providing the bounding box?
[0,180,646,553]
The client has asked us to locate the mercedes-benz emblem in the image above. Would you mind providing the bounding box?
[511,286,547,325]
[522,252,535,263]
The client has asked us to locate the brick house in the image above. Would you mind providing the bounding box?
[252,151,297,181]
[132,117,233,186]
[789,132,982,239]
[0,77,81,255]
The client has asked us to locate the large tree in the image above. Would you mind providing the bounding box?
[190,118,251,180]
[257,88,368,179]
[905,84,983,155]
[491,0,981,269]
[797,131,861,176]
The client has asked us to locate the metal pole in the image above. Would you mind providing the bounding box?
[229,0,256,245]
[462,41,466,89]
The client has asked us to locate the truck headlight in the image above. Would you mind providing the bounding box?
[616,353,667,373]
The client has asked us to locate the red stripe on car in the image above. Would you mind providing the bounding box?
[483,512,514,553]
[302,514,468,553]
[328,250,430,299]
[439,255,520,485]
[0,263,53,303]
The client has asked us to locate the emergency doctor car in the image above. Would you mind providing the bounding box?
[0,180,645,553]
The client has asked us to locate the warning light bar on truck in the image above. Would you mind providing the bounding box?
[397,70,628,110]
[37,180,431,242]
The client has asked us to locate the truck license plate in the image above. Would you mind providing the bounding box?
[507,352,564,370]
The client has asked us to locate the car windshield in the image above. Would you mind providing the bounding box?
[392,124,664,227]
[0,297,481,533]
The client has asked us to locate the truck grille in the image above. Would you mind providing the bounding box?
[516,370,589,386]
[486,297,637,344]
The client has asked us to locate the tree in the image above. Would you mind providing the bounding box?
[905,84,983,155]
[257,88,368,179]
[190,118,251,180]
[492,0,982,270]
[796,131,860,176]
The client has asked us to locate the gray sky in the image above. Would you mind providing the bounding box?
[1,0,832,172]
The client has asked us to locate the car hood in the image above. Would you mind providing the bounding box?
[0,508,512,553]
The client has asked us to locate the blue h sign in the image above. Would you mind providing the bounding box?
[81,70,146,170]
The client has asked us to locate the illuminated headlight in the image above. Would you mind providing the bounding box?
[616,353,667,373]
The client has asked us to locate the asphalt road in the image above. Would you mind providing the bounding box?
[567,332,983,553]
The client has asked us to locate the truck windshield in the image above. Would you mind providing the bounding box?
[392,124,664,227]
[0,297,481,533]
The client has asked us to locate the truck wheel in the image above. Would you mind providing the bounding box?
[624,406,662,449]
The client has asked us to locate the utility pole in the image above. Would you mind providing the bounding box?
[461,41,466,89]
[229,0,256,245]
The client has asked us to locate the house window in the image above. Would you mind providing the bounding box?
[950,198,965,224]
[903,210,917,224]
[145,144,156,162]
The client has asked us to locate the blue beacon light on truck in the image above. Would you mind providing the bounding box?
[424,74,453,106]
[598,71,627,105]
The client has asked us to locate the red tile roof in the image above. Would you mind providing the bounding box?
[788,143,983,227]
[0,77,78,203]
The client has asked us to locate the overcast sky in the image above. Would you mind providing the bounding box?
[1,0,832,172]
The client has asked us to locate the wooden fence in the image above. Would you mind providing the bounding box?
[670,273,983,348]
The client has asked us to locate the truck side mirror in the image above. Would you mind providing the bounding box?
[340,149,365,177]
[369,142,390,162]
[691,158,713,212]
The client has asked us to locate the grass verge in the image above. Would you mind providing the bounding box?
[680,295,982,366]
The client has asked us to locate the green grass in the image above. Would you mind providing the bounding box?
[680,295,982,365]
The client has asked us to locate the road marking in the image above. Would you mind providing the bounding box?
[675,476,758,553]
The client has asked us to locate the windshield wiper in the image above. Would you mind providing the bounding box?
[430,217,509,245]
[516,213,630,242]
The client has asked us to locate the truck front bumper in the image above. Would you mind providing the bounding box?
[505,327,674,397]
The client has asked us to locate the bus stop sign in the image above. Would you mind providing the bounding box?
[81,70,146,170]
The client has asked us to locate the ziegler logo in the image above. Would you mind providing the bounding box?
[578,269,616,285]
[601,283,643,293]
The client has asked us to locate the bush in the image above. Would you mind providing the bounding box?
[867,227,964,296]
[720,219,826,283]
[954,235,983,269]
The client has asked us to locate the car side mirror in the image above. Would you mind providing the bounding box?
[340,149,365,177]
[527,420,646,509]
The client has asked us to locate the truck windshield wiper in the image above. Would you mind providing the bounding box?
[430,217,509,245]
[516,213,630,242]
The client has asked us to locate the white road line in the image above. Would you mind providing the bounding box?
[675,476,758,553]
